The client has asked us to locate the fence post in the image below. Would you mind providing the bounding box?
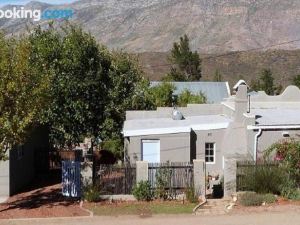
[81,161,93,187]
[193,159,206,198]
[136,161,148,183]
[224,158,237,198]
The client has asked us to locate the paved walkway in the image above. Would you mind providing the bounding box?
[1,211,299,225]
[195,199,231,215]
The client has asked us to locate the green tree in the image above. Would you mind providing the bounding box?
[149,82,175,107]
[29,24,152,158]
[162,67,187,81]
[213,69,223,82]
[251,69,278,95]
[168,34,201,81]
[177,89,207,107]
[293,75,300,88]
[259,69,276,95]
[0,34,50,159]
[250,79,261,92]
[101,52,152,144]
[30,24,111,149]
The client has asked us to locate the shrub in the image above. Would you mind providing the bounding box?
[239,192,264,206]
[83,185,101,202]
[263,193,277,204]
[279,176,297,199]
[185,186,198,203]
[241,164,285,194]
[132,181,152,201]
[288,189,300,200]
[265,139,300,184]
[155,167,171,200]
[177,89,207,107]
[280,178,300,200]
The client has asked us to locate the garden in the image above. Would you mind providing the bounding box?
[81,162,200,216]
[236,139,300,207]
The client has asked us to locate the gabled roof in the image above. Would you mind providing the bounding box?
[150,81,230,103]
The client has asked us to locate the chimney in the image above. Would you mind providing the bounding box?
[234,84,248,122]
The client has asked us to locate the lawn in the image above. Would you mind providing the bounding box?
[85,201,197,216]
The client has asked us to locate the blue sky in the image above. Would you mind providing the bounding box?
[0,0,77,6]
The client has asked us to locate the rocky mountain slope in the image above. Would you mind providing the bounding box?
[1,0,300,53]
[1,0,300,86]
[138,50,300,87]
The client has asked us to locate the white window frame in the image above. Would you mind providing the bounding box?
[205,142,216,164]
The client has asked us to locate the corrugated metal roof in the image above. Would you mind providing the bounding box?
[150,81,230,103]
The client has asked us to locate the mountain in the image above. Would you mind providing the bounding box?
[138,49,300,87]
[1,0,300,87]
[1,0,300,53]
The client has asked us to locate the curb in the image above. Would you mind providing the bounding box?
[193,197,207,213]
[80,200,94,217]
[0,215,91,222]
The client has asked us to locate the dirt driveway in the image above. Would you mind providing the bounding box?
[0,170,89,219]
[1,210,300,225]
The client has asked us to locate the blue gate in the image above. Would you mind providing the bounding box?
[62,161,81,197]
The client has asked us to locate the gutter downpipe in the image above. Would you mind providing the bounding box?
[254,129,262,162]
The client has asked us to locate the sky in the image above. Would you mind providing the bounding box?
[0,0,77,6]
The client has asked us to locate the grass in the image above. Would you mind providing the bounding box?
[86,201,197,216]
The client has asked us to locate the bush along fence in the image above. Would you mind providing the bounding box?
[236,161,281,193]
[236,161,300,200]
[78,160,207,199]
[136,160,206,200]
[76,157,240,200]
[148,162,194,199]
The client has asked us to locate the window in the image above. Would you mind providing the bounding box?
[205,143,215,164]
[141,140,160,163]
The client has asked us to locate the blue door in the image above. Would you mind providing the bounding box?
[62,161,81,197]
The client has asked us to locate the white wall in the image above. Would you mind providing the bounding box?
[0,156,9,199]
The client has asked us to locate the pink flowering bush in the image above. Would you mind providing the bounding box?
[264,139,300,199]
[265,139,300,171]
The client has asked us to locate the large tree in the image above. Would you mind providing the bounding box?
[101,52,153,142]
[166,34,201,81]
[0,34,50,159]
[260,69,276,95]
[99,52,154,158]
[29,24,152,157]
[149,82,175,107]
[29,24,112,149]
[149,82,207,107]
[251,69,279,95]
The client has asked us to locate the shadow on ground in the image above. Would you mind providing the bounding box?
[0,169,79,212]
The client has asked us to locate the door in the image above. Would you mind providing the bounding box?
[62,161,81,197]
[142,140,160,163]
